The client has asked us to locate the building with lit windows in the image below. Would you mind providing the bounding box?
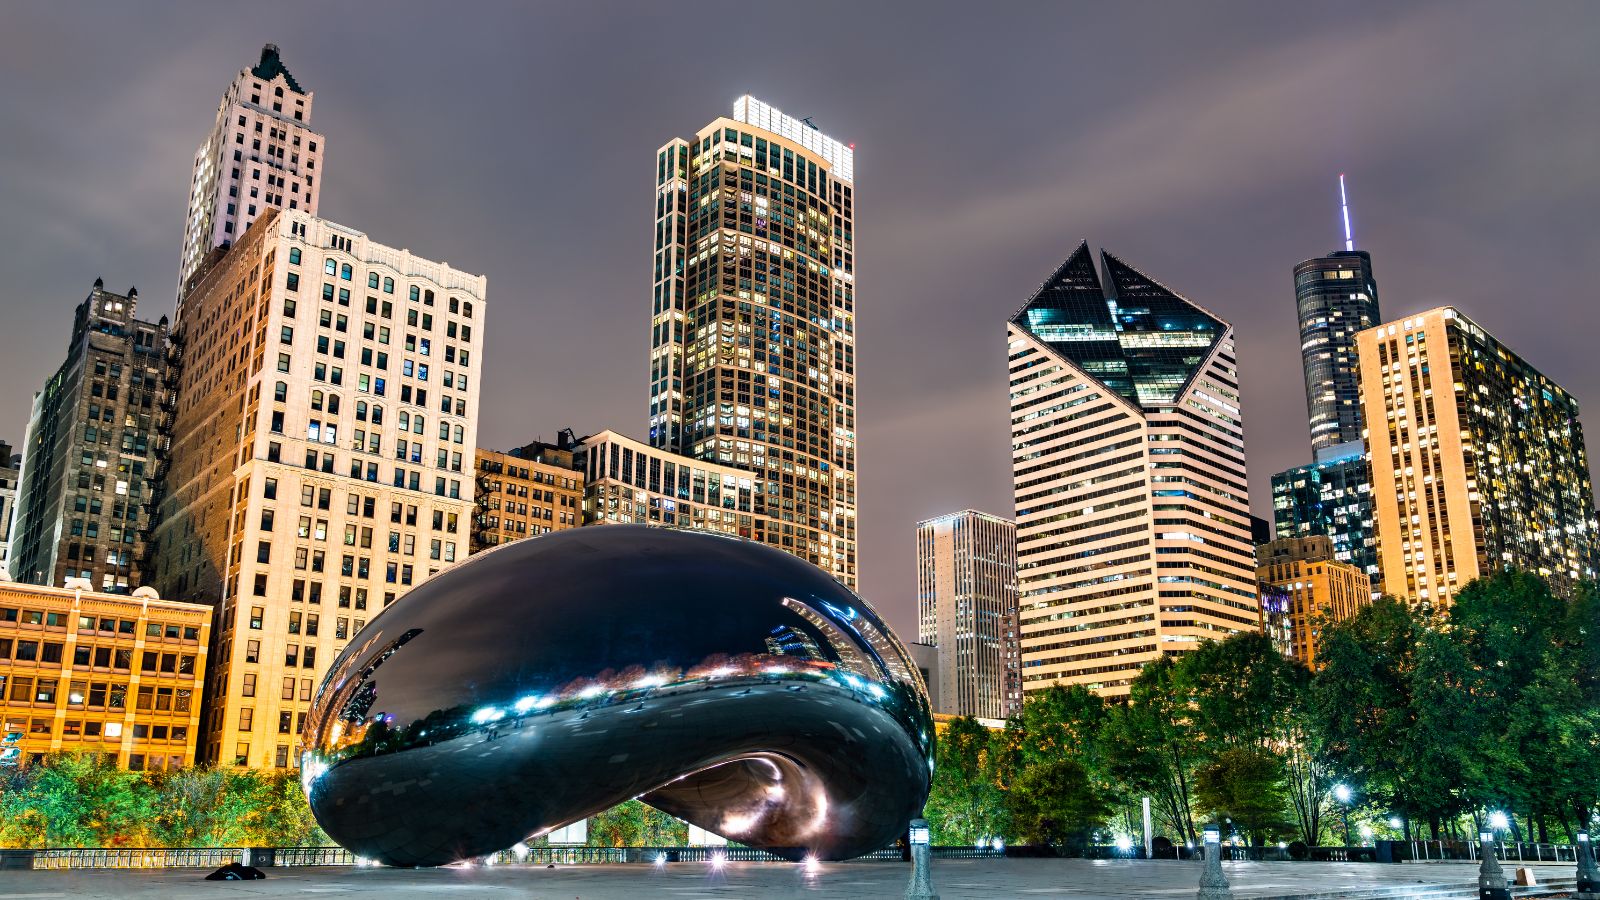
[1358,308,1597,604]
[1255,535,1370,669]
[179,44,324,298]
[1270,445,1378,589]
[1296,249,1380,454]
[9,281,167,594]
[471,446,582,553]
[649,97,857,586]
[0,578,210,770]
[1008,243,1256,698]
[575,430,785,541]
[914,509,1018,720]
[148,208,484,768]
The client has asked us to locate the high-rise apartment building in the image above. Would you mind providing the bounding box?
[914,510,1018,720]
[1270,444,1378,587]
[471,446,582,553]
[1255,535,1370,669]
[10,281,167,593]
[179,44,324,298]
[1359,308,1597,603]
[0,578,211,770]
[649,97,857,585]
[1009,243,1256,698]
[149,209,485,767]
[0,442,19,576]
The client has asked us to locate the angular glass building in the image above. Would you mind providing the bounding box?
[1008,243,1256,698]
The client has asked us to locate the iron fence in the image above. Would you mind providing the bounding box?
[31,847,244,870]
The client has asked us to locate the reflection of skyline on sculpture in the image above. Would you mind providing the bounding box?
[300,526,932,867]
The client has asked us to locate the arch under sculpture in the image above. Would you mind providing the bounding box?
[300,525,934,867]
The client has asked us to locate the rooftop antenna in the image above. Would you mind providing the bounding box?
[1339,173,1355,251]
[800,115,819,131]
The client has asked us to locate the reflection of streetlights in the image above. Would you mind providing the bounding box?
[1359,824,1374,845]
[1334,784,1353,847]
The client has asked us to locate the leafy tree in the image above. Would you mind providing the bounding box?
[586,800,688,847]
[1178,632,1302,753]
[0,754,153,847]
[1192,747,1291,845]
[1004,756,1109,852]
[1101,657,1200,846]
[924,716,1007,845]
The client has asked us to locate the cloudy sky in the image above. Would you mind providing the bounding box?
[2,2,1598,634]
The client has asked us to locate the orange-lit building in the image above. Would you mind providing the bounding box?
[0,578,211,769]
[1255,536,1369,669]
[471,443,583,553]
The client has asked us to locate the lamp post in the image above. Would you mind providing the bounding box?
[1196,824,1234,900]
[1477,830,1509,900]
[906,817,937,900]
[1334,784,1353,847]
[1576,832,1599,900]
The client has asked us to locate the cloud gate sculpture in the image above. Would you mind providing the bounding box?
[300,525,934,867]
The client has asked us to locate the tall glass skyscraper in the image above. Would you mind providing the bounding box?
[649,97,857,586]
[1008,243,1256,698]
[1294,249,1379,454]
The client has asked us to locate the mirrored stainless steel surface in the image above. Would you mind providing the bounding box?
[300,525,934,867]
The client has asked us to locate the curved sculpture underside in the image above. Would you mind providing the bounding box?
[300,525,934,867]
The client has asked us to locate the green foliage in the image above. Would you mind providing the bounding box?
[925,716,1008,844]
[0,755,328,848]
[1192,748,1291,844]
[585,800,689,847]
[1005,756,1109,851]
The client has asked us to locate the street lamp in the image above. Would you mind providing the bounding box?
[1334,784,1354,847]
[1488,811,1510,832]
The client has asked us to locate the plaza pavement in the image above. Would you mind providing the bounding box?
[0,858,1575,899]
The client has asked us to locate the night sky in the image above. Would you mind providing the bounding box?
[3,2,1598,635]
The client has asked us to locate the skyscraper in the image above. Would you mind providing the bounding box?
[1009,243,1256,698]
[649,97,857,586]
[149,209,484,767]
[178,44,324,299]
[914,509,1018,721]
[1295,177,1380,454]
[1270,444,1378,585]
[10,280,167,592]
[1273,178,1383,589]
[1358,308,1598,604]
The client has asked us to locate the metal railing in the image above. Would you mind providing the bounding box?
[31,847,244,870]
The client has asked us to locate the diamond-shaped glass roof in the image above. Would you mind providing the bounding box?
[1011,242,1224,408]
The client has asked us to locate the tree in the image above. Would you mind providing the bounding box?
[1192,748,1291,845]
[1101,657,1200,846]
[1005,756,1109,853]
[0,754,153,847]
[924,716,1007,845]
[586,800,687,847]
[1178,632,1302,753]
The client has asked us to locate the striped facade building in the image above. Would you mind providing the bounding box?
[1008,243,1257,698]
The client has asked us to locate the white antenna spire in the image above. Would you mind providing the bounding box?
[1339,173,1354,251]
